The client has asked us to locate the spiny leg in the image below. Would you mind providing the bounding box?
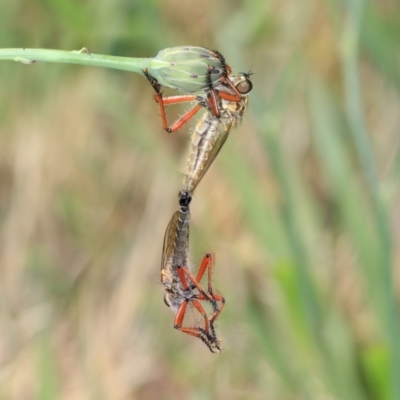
[209,50,243,100]
[210,50,232,80]
[195,254,226,324]
[173,299,220,353]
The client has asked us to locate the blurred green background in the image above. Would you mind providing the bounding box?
[0,1,399,399]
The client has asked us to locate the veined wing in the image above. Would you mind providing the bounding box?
[161,207,191,273]
[161,210,179,273]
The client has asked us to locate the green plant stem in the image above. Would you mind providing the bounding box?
[0,47,156,75]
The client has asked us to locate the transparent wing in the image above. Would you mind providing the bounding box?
[161,208,190,271]
[161,210,180,271]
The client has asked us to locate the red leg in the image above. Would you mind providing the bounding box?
[153,92,203,132]
[208,294,225,324]
[143,68,204,133]
[166,103,203,133]
[205,89,220,118]
[174,298,210,334]
[178,255,225,319]
[177,256,225,324]
[195,253,213,284]
[219,76,243,100]
[176,264,221,321]
[177,265,213,303]
[203,253,215,293]
[217,88,242,102]
[174,299,221,353]
[191,253,216,295]
[196,254,226,324]
[158,94,198,106]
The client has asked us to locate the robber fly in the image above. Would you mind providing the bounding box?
[181,72,252,196]
[145,67,252,196]
[161,193,225,353]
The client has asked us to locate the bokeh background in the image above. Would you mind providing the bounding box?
[0,1,399,399]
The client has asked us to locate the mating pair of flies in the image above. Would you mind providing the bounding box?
[143,49,253,353]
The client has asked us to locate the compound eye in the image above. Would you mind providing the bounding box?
[236,78,253,94]
[164,294,171,307]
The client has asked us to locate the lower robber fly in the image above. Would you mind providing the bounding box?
[161,194,225,353]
